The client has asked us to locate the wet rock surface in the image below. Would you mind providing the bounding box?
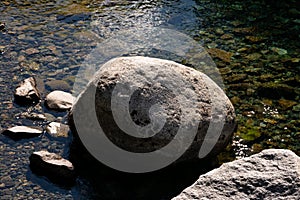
[45,90,75,111]
[14,77,40,105]
[29,150,76,186]
[1,126,43,141]
[173,149,300,200]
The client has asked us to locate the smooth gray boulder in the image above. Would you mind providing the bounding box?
[1,126,43,140]
[45,90,75,111]
[173,149,300,200]
[29,150,76,186]
[69,56,236,164]
[14,77,40,105]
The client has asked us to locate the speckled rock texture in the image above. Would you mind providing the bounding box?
[173,149,300,200]
[69,56,236,162]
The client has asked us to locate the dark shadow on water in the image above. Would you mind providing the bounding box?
[69,139,218,200]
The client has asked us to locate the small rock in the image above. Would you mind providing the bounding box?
[45,90,75,111]
[29,150,76,186]
[1,126,43,141]
[230,96,241,105]
[237,47,248,52]
[29,61,40,71]
[25,48,40,55]
[17,55,26,62]
[278,99,297,110]
[245,35,265,43]
[44,113,56,122]
[0,23,5,31]
[220,34,233,40]
[14,77,40,105]
[215,28,224,35]
[45,80,71,91]
[207,48,233,63]
[0,176,14,188]
[246,88,255,96]
[21,112,46,120]
[228,74,248,83]
[270,47,288,55]
[46,122,69,138]
[233,27,254,35]
[292,104,300,112]
[246,53,262,61]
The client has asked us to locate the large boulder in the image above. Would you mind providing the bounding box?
[173,149,300,200]
[69,56,236,169]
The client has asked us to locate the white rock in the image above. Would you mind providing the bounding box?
[45,90,75,110]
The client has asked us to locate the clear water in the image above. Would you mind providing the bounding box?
[0,0,299,199]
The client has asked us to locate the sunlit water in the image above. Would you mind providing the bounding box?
[0,0,299,199]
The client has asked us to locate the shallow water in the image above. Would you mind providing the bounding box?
[0,0,299,199]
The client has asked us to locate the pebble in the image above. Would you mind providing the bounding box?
[45,90,75,111]
[25,48,40,55]
[46,122,69,138]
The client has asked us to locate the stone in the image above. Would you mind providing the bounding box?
[1,126,43,141]
[220,34,233,40]
[14,77,40,105]
[207,48,233,63]
[46,122,69,138]
[45,80,71,91]
[270,47,288,55]
[278,99,297,110]
[69,56,236,164]
[29,150,76,186]
[215,28,224,35]
[245,36,265,43]
[24,48,40,55]
[21,112,46,120]
[172,149,300,200]
[45,90,75,111]
[246,53,262,61]
[0,23,5,31]
[233,27,254,35]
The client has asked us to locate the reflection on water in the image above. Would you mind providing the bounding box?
[0,0,299,199]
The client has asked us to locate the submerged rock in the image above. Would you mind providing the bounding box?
[69,56,236,166]
[1,126,43,140]
[207,48,233,63]
[29,150,76,186]
[45,90,75,111]
[0,23,5,31]
[14,77,40,105]
[46,122,69,138]
[173,149,300,200]
[45,80,71,91]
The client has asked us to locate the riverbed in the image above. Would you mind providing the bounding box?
[0,0,299,199]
